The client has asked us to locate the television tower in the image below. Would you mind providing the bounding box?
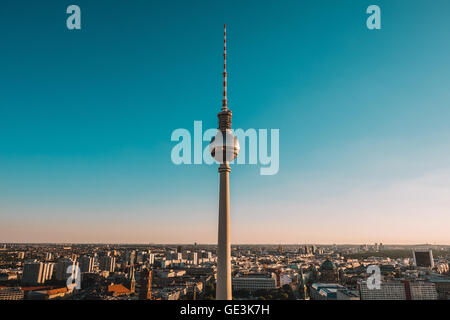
[209,24,240,300]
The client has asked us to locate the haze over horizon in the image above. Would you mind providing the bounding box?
[2,242,449,246]
[1,1,450,244]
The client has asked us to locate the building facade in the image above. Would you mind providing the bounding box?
[22,261,43,285]
[0,287,24,300]
[232,273,277,292]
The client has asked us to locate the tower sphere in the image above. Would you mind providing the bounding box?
[210,129,240,163]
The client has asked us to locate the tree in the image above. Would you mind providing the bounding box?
[234,289,250,298]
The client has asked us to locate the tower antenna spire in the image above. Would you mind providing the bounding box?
[222,24,228,111]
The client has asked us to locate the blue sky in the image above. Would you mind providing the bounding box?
[1,0,450,244]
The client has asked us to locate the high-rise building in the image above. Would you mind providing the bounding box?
[127,250,136,266]
[79,256,94,273]
[99,256,116,272]
[128,266,136,293]
[22,261,44,285]
[210,24,240,301]
[413,250,434,268]
[148,253,155,265]
[42,262,54,282]
[139,269,152,300]
[174,252,182,260]
[55,259,78,281]
[188,252,198,265]
[298,270,307,300]
[136,252,144,264]
[304,245,310,255]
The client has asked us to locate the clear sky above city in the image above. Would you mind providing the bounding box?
[1,0,449,244]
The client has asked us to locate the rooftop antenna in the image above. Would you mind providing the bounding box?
[222,24,228,111]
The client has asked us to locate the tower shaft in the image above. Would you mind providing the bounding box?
[216,163,231,300]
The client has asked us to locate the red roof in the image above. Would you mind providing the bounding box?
[108,284,131,294]
[20,286,51,291]
[46,287,68,295]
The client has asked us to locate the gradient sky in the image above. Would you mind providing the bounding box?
[1,0,450,244]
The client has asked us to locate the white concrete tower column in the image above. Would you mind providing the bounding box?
[216,163,231,300]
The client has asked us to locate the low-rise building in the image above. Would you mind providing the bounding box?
[232,273,277,292]
[310,283,345,300]
[0,287,24,300]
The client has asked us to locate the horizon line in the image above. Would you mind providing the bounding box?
[1,242,449,247]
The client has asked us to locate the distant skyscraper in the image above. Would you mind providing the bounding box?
[304,245,310,255]
[148,253,155,265]
[79,256,94,273]
[124,250,136,266]
[136,251,144,264]
[413,250,434,268]
[99,256,116,272]
[298,269,307,300]
[139,269,152,300]
[129,266,136,293]
[188,252,198,265]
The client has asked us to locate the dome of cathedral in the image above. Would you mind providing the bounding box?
[320,259,336,271]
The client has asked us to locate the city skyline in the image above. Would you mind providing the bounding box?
[1,0,450,244]
[2,242,450,246]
